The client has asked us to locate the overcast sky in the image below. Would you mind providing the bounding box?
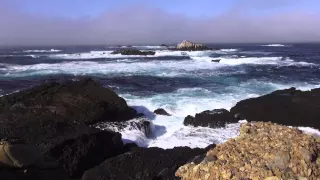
[1,0,320,45]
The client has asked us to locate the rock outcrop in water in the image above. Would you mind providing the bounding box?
[230,87,320,129]
[175,40,211,51]
[184,109,237,128]
[154,108,171,116]
[82,145,216,180]
[111,49,155,55]
[176,122,320,180]
[0,78,138,178]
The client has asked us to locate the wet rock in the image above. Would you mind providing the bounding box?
[211,59,221,62]
[82,146,214,180]
[95,118,153,138]
[176,122,320,180]
[160,44,169,47]
[49,129,125,178]
[230,87,320,129]
[183,109,237,128]
[0,78,136,152]
[111,49,155,55]
[154,108,171,116]
[0,79,138,178]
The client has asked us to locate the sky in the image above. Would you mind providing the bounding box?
[1,0,320,45]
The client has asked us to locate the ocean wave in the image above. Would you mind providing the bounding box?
[0,54,39,58]
[49,50,214,60]
[117,81,320,148]
[23,49,62,53]
[260,44,290,47]
[1,56,316,78]
[132,45,168,49]
[219,49,238,52]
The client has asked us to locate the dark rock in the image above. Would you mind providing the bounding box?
[95,118,153,138]
[0,79,137,178]
[160,44,168,47]
[49,129,125,178]
[211,59,221,63]
[82,146,211,180]
[230,87,320,129]
[0,167,71,180]
[184,109,237,128]
[0,139,71,180]
[111,49,155,56]
[154,108,171,116]
[181,52,188,56]
[0,78,136,151]
[234,113,241,120]
[124,143,138,151]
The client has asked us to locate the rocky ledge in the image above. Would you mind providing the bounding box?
[0,78,138,178]
[231,87,320,129]
[176,122,320,180]
[111,49,155,55]
[184,109,238,128]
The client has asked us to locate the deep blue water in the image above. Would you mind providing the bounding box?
[0,43,319,112]
[1,43,320,147]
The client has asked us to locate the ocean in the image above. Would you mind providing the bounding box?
[1,43,320,148]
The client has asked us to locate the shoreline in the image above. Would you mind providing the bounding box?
[0,78,319,180]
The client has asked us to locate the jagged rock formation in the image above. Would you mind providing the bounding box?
[176,122,320,180]
[230,87,320,129]
[176,40,210,51]
[184,109,237,128]
[111,49,155,55]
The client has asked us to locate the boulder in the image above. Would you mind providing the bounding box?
[0,78,137,152]
[176,122,320,180]
[230,87,320,129]
[154,108,171,116]
[160,44,169,47]
[211,59,220,63]
[111,49,155,55]
[0,79,138,178]
[49,129,125,178]
[82,145,214,180]
[176,40,210,51]
[184,109,237,128]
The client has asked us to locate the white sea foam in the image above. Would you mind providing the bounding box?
[2,55,316,78]
[132,45,168,49]
[298,127,320,137]
[114,81,320,149]
[220,49,238,52]
[23,49,62,53]
[50,50,214,59]
[260,44,289,47]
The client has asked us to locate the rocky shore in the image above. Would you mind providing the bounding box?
[0,79,319,180]
[176,122,320,180]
